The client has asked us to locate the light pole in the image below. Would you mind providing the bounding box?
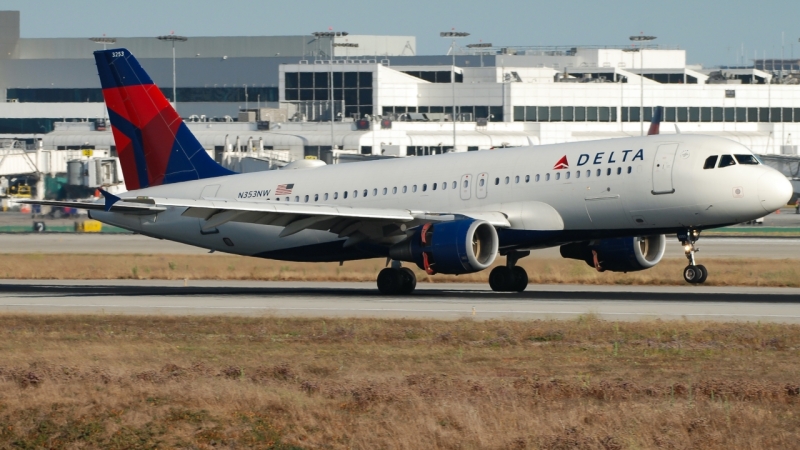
[157,34,188,111]
[441,31,469,152]
[629,34,656,135]
[89,36,116,50]
[466,42,492,67]
[313,31,349,152]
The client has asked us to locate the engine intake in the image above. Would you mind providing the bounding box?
[560,235,666,272]
[389,219,499,275]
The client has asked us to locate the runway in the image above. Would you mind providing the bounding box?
[1,234,800,258]
[2,280,800,323]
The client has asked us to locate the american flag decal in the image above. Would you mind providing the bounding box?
[275,183,294,195]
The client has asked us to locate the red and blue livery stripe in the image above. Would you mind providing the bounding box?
[94,49,234,190]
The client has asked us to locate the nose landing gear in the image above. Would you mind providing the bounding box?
[679,229,707,284]
[489,251,530,292]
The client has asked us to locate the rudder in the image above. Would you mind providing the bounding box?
[94,48,234,190]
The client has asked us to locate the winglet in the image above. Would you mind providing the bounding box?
[99,189,121,212]
[647,106,663,135]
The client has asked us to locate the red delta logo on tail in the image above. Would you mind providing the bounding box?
[553,155,569,170]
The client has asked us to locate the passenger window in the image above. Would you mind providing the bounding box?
[719,155,736,168]
[412,185,417,192]
[515,176,520,183]
[422,184,427,192]
[495,178,500,185]
[392,187,397,194]
[545,173,550,181]
[441,182,446,190]
[597,169,601,177]
[324,193,329,200]
[382,188,387,195]
[535,174,540,182]
[525,175,530,183]
[314,194,318,201]
[734,154,759,165]
[372,188,377,196]
[402,186,407,193]
[452,181,457,189]
[285,197,289,201]
[617,167,621,175]
[343,191,348,199]
[555,172,561,180]
[480,179,485,187]
[363,189,368,197]
[334,192,338,199]
[576,171,581,179]
[703,155,718,169]
[627,166,632,174]
[304,195,309,202]
[566,172,571,179]
[353,190,358,198]
[505,176,510,184]
[462,180,468,189]
[607,168,612,176]
[432,183,437,190]
[586,170,591,178]
[295,196,299,202]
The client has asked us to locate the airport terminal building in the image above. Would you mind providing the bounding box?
[1,10,800,197]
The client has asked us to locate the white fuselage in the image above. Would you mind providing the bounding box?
[91,135,791,261]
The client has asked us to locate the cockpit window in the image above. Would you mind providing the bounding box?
[718,155,736,168]
[703,155,718,169]
[734,154,760,165]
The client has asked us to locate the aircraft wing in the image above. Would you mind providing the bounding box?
[152,198,510,244]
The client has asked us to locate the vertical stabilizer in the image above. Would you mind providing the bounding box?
[94,48,234,190]
[647,106,663,136]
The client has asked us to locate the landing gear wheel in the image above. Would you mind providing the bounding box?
[377,268,402,295]
[683,265,707,284]
[489,266,511,292]
[694,264,708,284]
[679,229,708,284]
[399,267,417,295]
[511,267,529,292]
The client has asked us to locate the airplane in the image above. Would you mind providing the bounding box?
[23,49,793,295]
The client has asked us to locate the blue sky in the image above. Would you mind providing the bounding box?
[6,0,800,66]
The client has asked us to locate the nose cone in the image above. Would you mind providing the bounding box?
[758,170,793,212]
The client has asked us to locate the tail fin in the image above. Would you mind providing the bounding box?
[94,48,234,190]
[647,106,663,136]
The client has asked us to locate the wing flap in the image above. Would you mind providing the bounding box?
[19,199,165,214]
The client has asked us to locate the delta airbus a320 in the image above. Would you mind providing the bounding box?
[24,49,793,294]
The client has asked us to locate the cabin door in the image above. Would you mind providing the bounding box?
[652,144,678,194]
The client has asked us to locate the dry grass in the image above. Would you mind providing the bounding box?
[0,315,798,448]
[3,253,800,287]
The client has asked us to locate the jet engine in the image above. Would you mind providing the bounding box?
[560,235,666,272]
[389,219,499,275]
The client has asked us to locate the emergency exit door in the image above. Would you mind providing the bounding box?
[652,144,678,194]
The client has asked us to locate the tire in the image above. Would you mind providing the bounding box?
[377,268,402,295]
[399,267,417,295]
[695,264,708,284]
[511,266,529,292]
[683,265,702,284]
[489,266,512,292]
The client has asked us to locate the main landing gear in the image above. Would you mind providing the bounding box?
[489,251,530,292]
[679,229,708,284]
[377,261,417,295]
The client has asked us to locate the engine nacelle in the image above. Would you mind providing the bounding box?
[560,235,666,272]
[389,219,499,275]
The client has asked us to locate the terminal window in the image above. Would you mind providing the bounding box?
[284,71,373,118]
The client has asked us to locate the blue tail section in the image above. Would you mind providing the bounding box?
[647,106,663,136]
[94,48,235,190]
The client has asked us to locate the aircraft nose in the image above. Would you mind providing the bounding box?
[758,170,793,212]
